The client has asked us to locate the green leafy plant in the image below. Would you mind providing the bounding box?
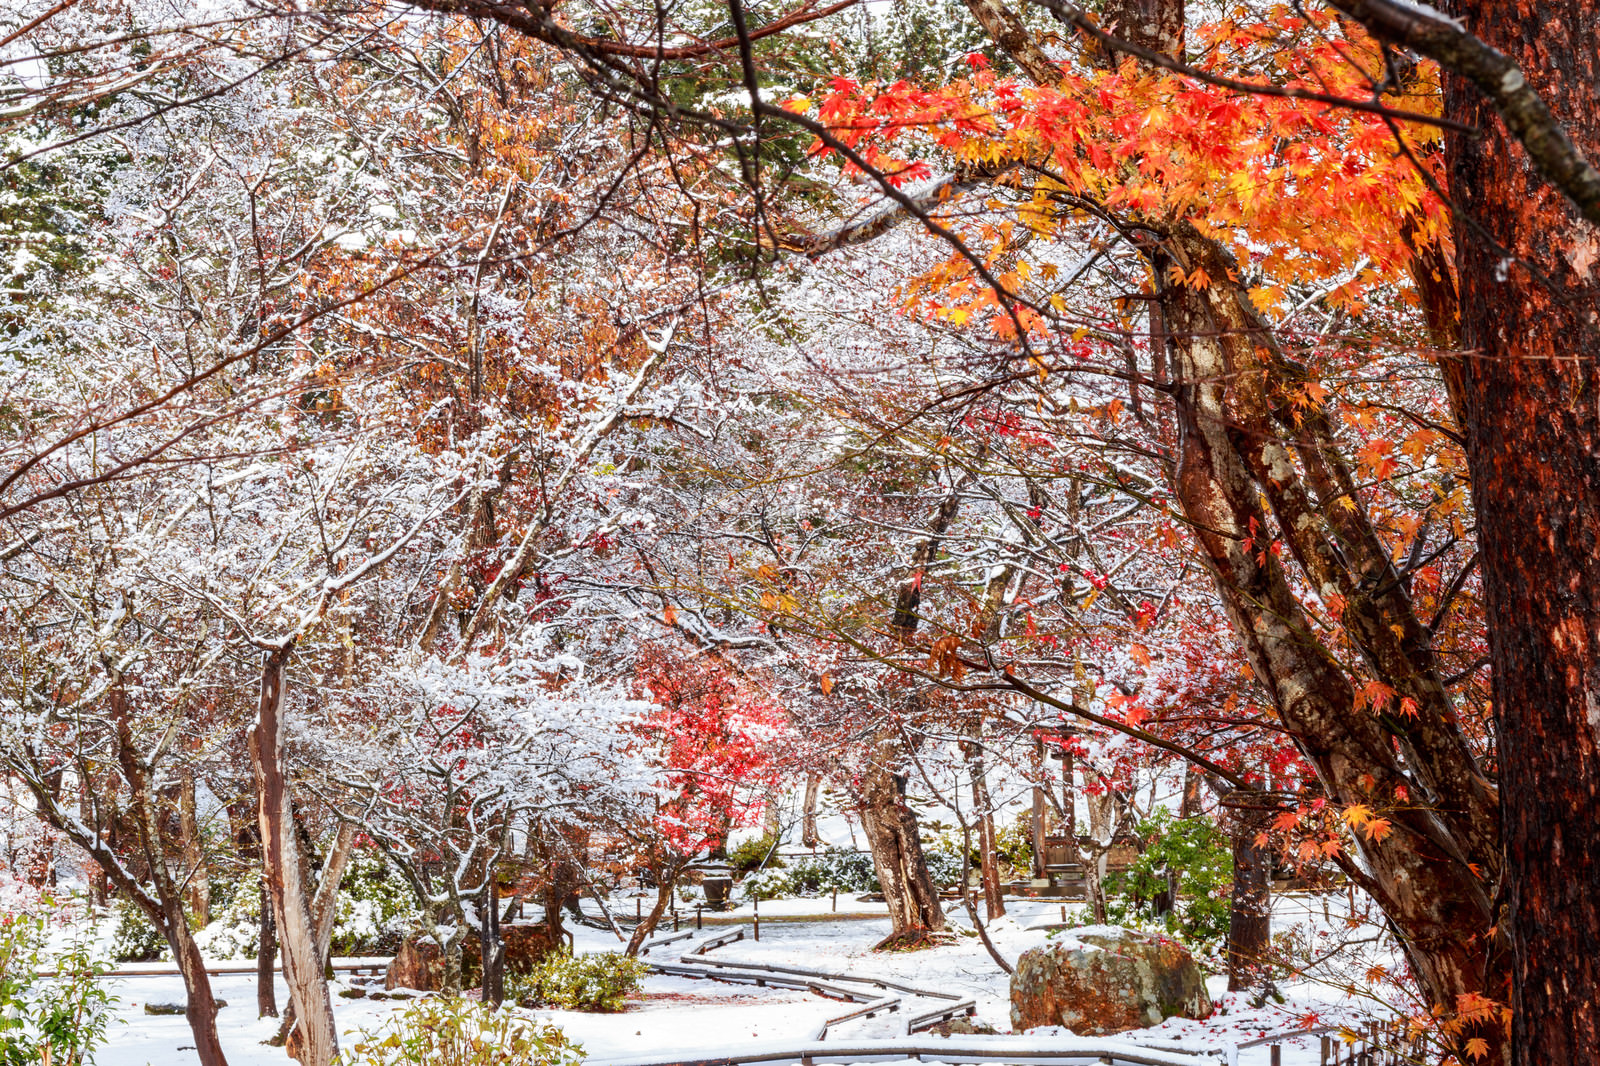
[725,835,782,876]
[332,856,419,956]
[1105,812,1232,963]
[740,868,791,901]
[339,998,583,1066]
[108,900,166,963]
[920,841,968,889]
[510,949,648,1012]
[193,877,263,961]
[786,847,878,894]
[994,812,1034,876]
[0,910,118,1066]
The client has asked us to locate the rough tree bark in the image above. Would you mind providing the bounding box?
[258,879,279,1018]
[1223,794,1273,993]
[963,0,1507,1056]
[1442,4,1600,1059]
[178,767,209,926]
[49,674,234,1066]
[250,646,339,1066]
[962,730,1006,919]
[857,758,947,940]
[271,821,356,1046]
[801,774,821,848]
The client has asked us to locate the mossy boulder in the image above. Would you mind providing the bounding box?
[1010,925,1211,1034]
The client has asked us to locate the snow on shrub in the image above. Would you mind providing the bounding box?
[786,847,878,895]
[740,868,791,901]
[339,998,582,1066]
[510,949,648,1013]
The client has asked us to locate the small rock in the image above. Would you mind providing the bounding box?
[927,1017,999,1036]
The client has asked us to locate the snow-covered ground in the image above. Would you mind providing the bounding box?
[90,891,1398,1066]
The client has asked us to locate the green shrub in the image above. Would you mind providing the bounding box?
[0,910,118,1066]
[725,835,782,876]
[109,900,166,963]
[331,856,419,956]
[921,843,968,888]
[510,949,648,1012]
[740,868,791,901]
[194,877,263,960]
[786,847,878,894]
[1104,811,1232,963]
[339,998,583,1066]
[994,812,1034,875]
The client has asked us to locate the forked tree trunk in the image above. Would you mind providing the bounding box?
[857,758,946,939]
[271,821,356,1046]
[251,646,338,1066]
[957,3,1506,1056]
[1442,5,1600,1062]
[100,678,230,1066]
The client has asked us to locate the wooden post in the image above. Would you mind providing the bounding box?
[1320,1034,1331,1065]
[1030,738,1047,880]
[753,896,760,941]
[832,886,837,912]
[696,905,703,930]
[1270,1046,1281,1066]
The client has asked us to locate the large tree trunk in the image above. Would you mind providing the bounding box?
[251,646,339,1066]
[1445,6,1600,1060]
[271,821,357,1046]
[957,0,1505,1054]
[857,758,946,940]
[1153,228,1504,1059]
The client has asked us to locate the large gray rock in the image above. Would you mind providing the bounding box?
[1010,926,1212,1034]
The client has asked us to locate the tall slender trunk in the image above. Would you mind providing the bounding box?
[961,730,1005,919]
[258,878,278,1018]
[1443,5,1600,1062]
[1224,796,1272,993]
[251,647,338,1066]
[166,904,230,1066]
[624,866,678,955]
[176,769,209,926]
[801,775,821,849]
[481,878,505,1003]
